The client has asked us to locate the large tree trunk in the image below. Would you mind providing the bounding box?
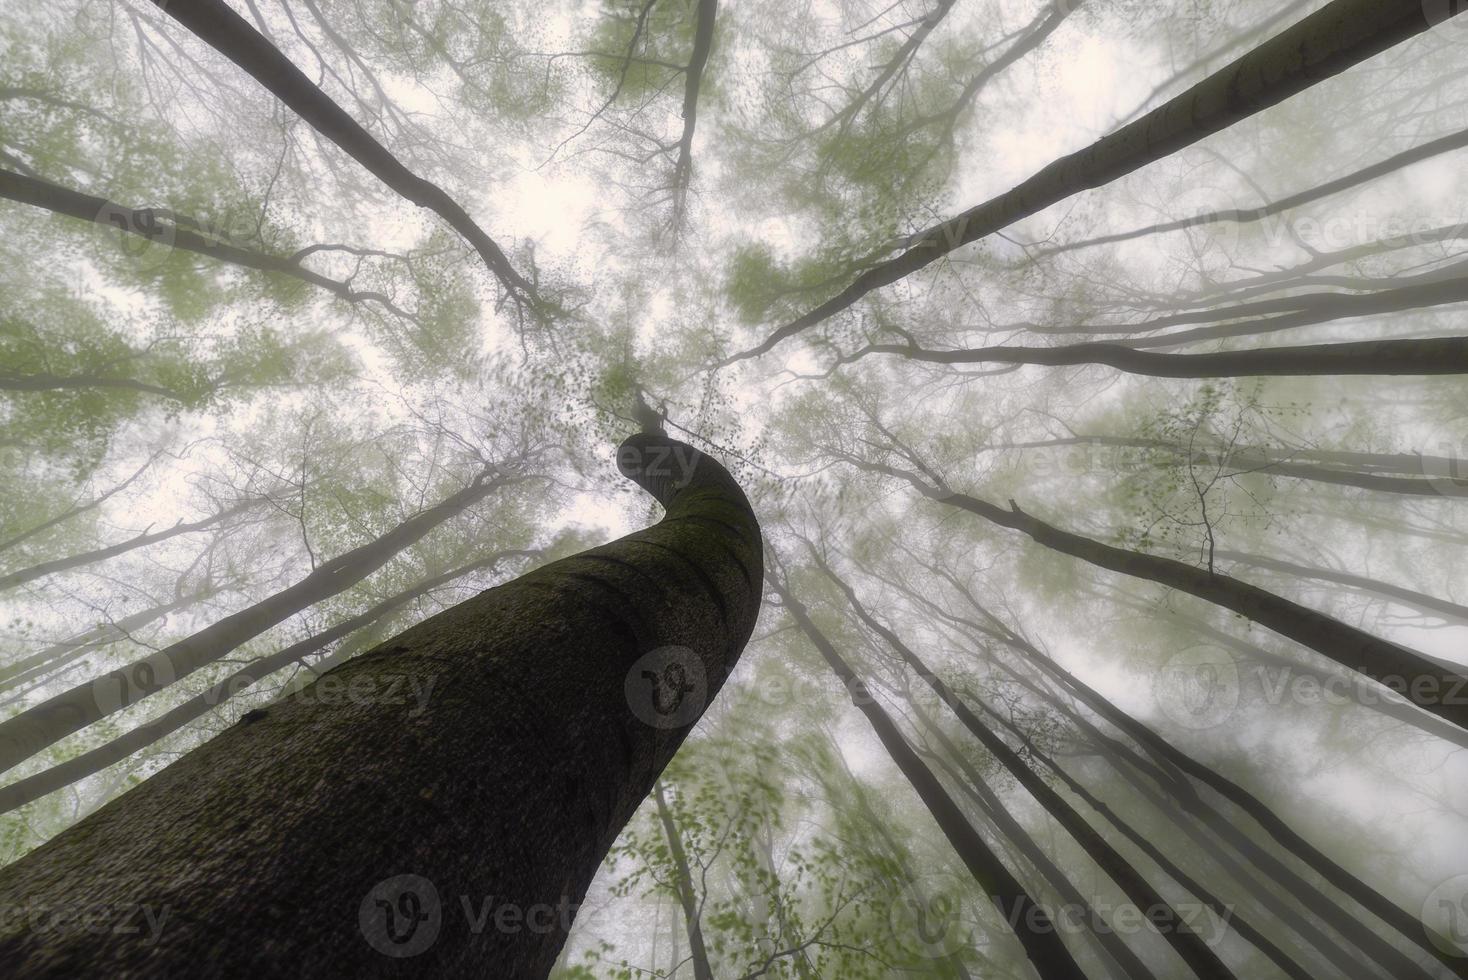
[0,432,762,978]
[727,0,1466,362]
[770,573,1088,980]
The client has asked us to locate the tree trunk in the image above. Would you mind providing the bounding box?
[981,704,1316,980]
[1037,126,1468,258]
[0,170,411,317]
[651,780,716,980]
[0,432,762,977]
[858,457,1468,733]
[0,498,263,592]
[907,699,1156,980]
[151,0,533,302]
[991,642,1464,978]
[0,473,522,776]
[770,573,1088,980]
[815,554,1236,979]
[856,334,1468,377]
[0,551,538,814]
[727,0,1465,362]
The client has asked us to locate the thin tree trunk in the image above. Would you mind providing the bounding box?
[907,699,1155,980]
[990,637,1464,978]
[0,170,415,319]
[0,432,762,977]
[895,560,1461,976]
[150,0,534,303]
[1036,126,1468,258]
[0,551,538,813]
[0,498,263,592]
[1095,588,1468,753]
[769,573,1088,980]
[843,335,1468,377]
[726,0,1466,362]
[979,700,1317,980]
[814,553,1236,979]
[854,457,1468,733]
[0,453,158,556]
[652,780,716,980]
[0,473,521,775]
[0,590,210,696]
[1214,549,1468,622]
[669,0,717,225]
[1006,432,1468,497]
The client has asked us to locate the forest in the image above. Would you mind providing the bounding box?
[0,0,1467,976]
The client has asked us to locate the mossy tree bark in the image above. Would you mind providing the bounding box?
[0,432,762,979]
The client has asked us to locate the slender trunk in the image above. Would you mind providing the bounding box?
[0,474,519,775]
[814,554,1235,979]
[0,453,158,556]
[1214,549,1468,622]
[727,0,1465,362]
[908,700,1155,980]
[0,591,206,693]
[0,170,413,319]
[1127,274,1468,349]
[0,432,762,977]
[652,781,716,980]
[1096,589,1468,752]
[151,0,533,301]
[670,0,717,224]
[900,565,1458,976]
[769,574,1088,980]
[852,335,1468,377]
[0,551,537,813]
[996,434,1464,480]
[857,457,1468,733]
[992,642,1463,978]
[982,703,1317,980]
[0,498,263,592]
[1038,126,1468,258]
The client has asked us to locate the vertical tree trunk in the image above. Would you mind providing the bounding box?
[651,780,716,980]
[770,574,1088,980]
[907,698,1156,980]
[0,432,762,978]
[814,555,1236,979]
